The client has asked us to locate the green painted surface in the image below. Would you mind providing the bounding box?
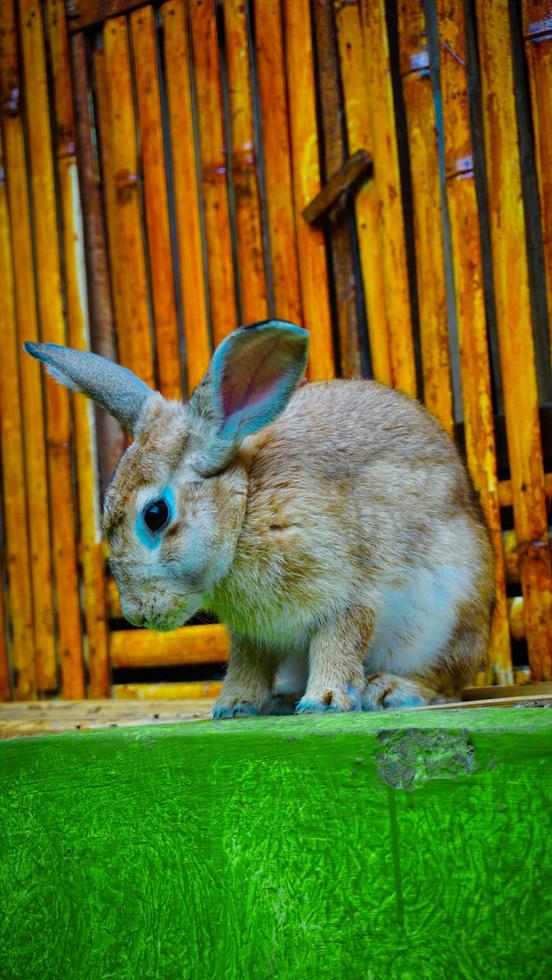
[1,709,551,979]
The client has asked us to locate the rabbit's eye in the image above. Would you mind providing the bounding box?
[143,498,170,534]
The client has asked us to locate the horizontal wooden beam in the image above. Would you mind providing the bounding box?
[66,0,149,33]
[109,623,229,668]
[302,148,372,224]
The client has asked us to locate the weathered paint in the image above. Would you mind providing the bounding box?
[1,709,551,978]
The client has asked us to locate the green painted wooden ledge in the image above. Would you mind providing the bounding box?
[1,709,551,979]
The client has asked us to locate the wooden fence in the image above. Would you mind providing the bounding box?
[0,0,550,701]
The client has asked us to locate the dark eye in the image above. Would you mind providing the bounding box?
[143,498,170,534]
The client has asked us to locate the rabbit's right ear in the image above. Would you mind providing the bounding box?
[188,320,309,475]
[24,343,155,434]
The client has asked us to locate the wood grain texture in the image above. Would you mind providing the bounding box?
[161,0,211,393]
[435,0,511,681]
[398,0,453,434]
[223,0,268,323]
[18,0,85,698]
[359,0,417,396]
[131,4,182,399]
[110,622,229,667]
[521,0,552,351]
[283,0,335,380]
[0,709,551,976]
[253,0,302,324]
[476,0,552,679]
[188,0,238,344]
[47,0,110,699]
[102,15,155,386]
[0,0,56,691]
[0,126,35,700]
[334,2,392,385]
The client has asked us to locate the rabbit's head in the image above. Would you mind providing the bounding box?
[25,321,308,630]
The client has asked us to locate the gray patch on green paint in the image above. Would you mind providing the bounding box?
[376,728,475,790]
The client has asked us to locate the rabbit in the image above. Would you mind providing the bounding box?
[25,319,494,715]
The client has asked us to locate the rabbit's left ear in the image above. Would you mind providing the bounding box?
[189,320,309,475]
[24,343,155,434]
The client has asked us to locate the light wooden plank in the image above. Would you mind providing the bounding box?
[252,0,302,325]
[0,697,215,737]
[161,0,211,393]
[334,1,392,386]
[521,0,552,351]
[223,0,268,324]
[436,0,511,682]
[130,4,182,399]
[47,0,110,699]
[102,15,155,386]
[0,126,35,700]
[359,0,417,396]
[110,623,230,667]
[113,683,222,700]
[19,0,84,698]
[188,0,238,345]
[397,0,453,434]
[0,0,56,691]
[283,0,335,380]
[475,0,552,679]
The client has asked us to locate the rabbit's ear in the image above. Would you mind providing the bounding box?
[24,342,155,434]
[189,320,308,474]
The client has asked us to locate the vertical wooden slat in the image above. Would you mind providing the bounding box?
[436,0,512,683]
[161,0,211,393]
[475,0,552,680]
[102,15,155,386]
[223,0,268,323]
[359,0,416,396]
[0,126,35,699]
[0,0,56,691]
[131,5,182,399]
[253,0,302,326]
[47,0,110,699]
[188,0,238,345]
[19,0,85,698]
[283,0,335,380]
[0,546,9,700]
[313,0,363,379]
[71,31,126,488]
[334,0,392,387]
[521,0,552,352]
[397,0,453,434]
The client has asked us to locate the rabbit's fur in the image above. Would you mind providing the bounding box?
[25,321,494,714]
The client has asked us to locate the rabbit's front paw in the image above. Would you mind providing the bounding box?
[296,683,362,714]
[362,674,439,711]
[212,700,261,719]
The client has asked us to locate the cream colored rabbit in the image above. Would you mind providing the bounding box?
[25,320,494,715]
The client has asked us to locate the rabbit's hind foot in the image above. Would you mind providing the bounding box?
[362,674,442,711]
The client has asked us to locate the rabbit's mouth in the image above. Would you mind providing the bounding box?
[121,593,202,632]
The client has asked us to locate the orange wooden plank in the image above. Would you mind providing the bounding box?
[0,0,56,691]
[188,0,237,345]
[47,0,110,699]
[102,15,155,386]
[113,682,222,700]
[160,0,211,394]
[397,0,453,434]
[283,0,335,380]
[359,0,416,396]
[253,0,302,325]
[334,0,392,386]
[19,0,85,699]
[224,0,268,324]
[110,623,229,668]
[0,548,9,700]
[475,0,552,679]
[0,127,36,700]
[521,1,552,353]
[436,0,511,682]
[130,5,182,400]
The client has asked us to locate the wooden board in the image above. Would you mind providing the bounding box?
[0,708,551,977]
